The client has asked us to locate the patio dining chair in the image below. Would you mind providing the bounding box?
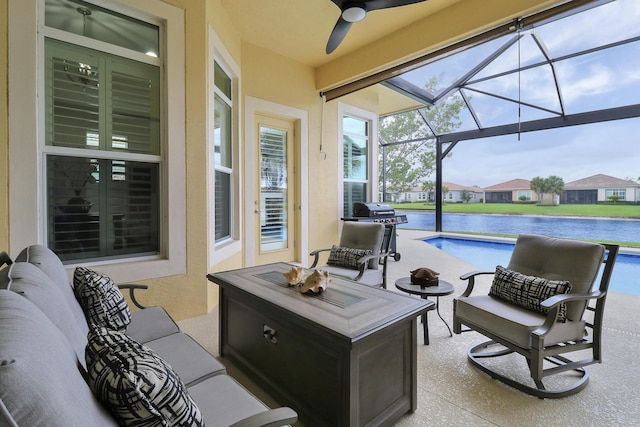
[309,221,393,288]
[453,234,618,398]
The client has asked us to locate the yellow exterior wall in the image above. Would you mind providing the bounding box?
[0,0,557,321]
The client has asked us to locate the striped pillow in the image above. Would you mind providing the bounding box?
[327,245,373,270]
[489,265,572,322]
[86,326,204,427]
[74,267,131,331]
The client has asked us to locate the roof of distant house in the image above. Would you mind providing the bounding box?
[483,178,531,191]
[564,174,640,188]
[408,182,483,192]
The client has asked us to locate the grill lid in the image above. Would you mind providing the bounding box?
[353,202,395,217]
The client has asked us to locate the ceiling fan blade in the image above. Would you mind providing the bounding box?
[326,17,353,54]
[366,0,427,12]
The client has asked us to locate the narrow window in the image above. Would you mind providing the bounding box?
[342,115,369,217]
[213,61,233,242]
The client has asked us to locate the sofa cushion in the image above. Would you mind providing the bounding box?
[16,244,90,336]
[489,265,572,322]
[327,245,373,270]
[0,262,88,365]
[188,375,270,427]
[127,306,181,343]
[143,332,226,387]
[0,290,117,427]
[86,326,204,427]
[74,267,131,331]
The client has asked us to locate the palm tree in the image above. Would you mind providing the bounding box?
[545,175,565,205]
[530,176,546,203]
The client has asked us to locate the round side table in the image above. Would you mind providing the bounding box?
[395,277,455,345]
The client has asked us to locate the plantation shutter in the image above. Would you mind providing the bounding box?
[45,39,161,261]
[260,127,288,242]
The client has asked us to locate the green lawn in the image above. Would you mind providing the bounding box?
[391,202,640,218]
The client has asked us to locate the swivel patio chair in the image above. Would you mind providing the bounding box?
[453,234,618,398]
[309,221,393,288]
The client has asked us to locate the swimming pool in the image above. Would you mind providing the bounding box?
[424,236,638,295]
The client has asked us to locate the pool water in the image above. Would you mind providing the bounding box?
[424,236,638,295]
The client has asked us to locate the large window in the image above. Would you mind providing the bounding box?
[37,0,168,264]
[606,189,626,201]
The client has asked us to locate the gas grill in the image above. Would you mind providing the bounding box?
[342,202,408,261]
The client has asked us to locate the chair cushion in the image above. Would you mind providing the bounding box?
[489,265,572,322]
[327,245,372,270]
[0,290,117,427]
[319,265,383,287]
[74,267,131,331]
[455,294,586,348]
[85,326,204,427]
[507,234,604,321]
[339,222,384,269]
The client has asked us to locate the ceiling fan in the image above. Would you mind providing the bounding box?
[326,0,428,54]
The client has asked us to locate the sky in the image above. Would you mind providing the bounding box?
[399,0,640,188]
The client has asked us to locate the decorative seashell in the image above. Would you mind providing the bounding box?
[283,266,307,286]
[300,270,331,294]
[410,267,439,279]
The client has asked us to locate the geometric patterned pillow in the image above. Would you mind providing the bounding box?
[327,245,373,270]
[73,266,131,331]
[489,265,572,322]
[85,326,204,427]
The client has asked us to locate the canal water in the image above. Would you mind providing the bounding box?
[397,211,640,243]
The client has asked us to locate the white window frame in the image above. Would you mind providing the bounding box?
[208,26,242,266]
[337,103,378,227]
[9,0,186,282]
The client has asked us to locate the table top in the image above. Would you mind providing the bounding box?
[395,277,455,297]
[207,262,433,342]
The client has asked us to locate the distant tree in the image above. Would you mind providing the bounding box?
[530,176,546,203]
[545,175,565,205]
[379,75,465,196]
[422,180,434,202]
[442,185,449,202]
[461,189,472,203]
[608,194,622,204]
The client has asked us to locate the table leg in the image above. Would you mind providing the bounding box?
[435,296,453,337]
[422,311,429,345]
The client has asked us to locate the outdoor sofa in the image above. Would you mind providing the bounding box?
[0,244,296,427]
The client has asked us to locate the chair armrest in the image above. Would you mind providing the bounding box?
[309,248,331,268]
[533,290,605,338]
[228,407,298,427]
[458,270,494,297]
[118,284,149,309]
[0,251,13,268]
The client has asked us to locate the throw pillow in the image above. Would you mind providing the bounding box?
[74,266,131,331]
[86,326,204,427]
[489,265,572,322]
[327,245,373,270]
